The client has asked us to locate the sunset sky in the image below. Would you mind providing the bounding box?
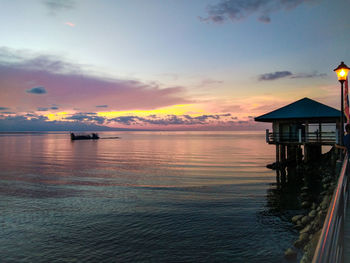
[1,0,350,131]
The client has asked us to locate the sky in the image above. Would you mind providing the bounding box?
[0,0,350,131]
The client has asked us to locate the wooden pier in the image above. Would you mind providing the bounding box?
[255,98,342,164]
[255,97,350,262]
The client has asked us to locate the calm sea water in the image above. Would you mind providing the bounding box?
[0,131,298,262]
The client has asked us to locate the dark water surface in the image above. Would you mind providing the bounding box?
[0,131,297,262]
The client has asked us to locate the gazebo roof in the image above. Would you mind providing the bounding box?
[255,97,341,123]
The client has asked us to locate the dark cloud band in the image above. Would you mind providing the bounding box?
[44,0,75,14]
[259,70,326,81]
[109,113,232,126]
[259,71,292,81]
[37,107,49,111]
[201,0,317,23]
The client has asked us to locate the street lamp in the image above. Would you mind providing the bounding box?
[334,61,350,155]
[334,61,350,82]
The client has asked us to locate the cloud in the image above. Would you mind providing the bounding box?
[37,107,49,111]
[65,22,75,27]
[0,114,124,132]
[259,71,292,81]
[0,47,81,74]
[291,72,327,79]
[5,115,48,122]
[0,47,22,62]
[26,86,47,94]
[198,78,224,87]
[0,47,192,112]
[64,113,106,124]
[109,113,232,126]
[258,15,271,23]
[36,106,59,111]
[109,116,139,125]
[43,0,75,14]
[0,112,263,131]
[96,105,108,108]
[259,70,326,81]
[200,0,316,24]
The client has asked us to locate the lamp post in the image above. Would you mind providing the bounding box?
[334,61,350,158]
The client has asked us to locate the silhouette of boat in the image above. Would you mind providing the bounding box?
[70,132,99,140]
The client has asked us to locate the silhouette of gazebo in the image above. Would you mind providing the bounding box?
[255,97,341,163]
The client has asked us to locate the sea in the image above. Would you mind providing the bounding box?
[0,131,300,263]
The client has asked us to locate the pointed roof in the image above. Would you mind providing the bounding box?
[255,97,341,123]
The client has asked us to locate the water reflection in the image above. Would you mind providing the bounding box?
[0,131,298,262]
[265,165,303,215]
[0,132,275,188]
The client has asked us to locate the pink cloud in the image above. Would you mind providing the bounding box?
[0,48,273,130]
[65,22,75,27]
[0,54,192,112]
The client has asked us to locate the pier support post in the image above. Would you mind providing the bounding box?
[304,144,322,162]
[287,145,297,163]
[296,146,303,164]
[281,145,286,164]
[266,129,269,143]
[276,144,280,168]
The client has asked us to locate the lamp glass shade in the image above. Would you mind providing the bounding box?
[334,61,350,81]
[335,68,349,81]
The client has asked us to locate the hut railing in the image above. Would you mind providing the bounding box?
[312,153,349,263]
[266,131,336,144]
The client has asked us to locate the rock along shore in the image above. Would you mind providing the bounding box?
[283,148,338,262]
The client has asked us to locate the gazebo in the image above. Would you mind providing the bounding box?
[255,97,342,163]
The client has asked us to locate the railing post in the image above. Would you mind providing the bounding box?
[266,129,269,143]
[336,129,339,144]
[340,192,344,263]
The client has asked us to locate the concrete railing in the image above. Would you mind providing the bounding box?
[312,154,349,263]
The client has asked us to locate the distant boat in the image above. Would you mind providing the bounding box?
[70,132,99,140]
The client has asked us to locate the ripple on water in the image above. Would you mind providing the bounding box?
[0,132,297,262]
